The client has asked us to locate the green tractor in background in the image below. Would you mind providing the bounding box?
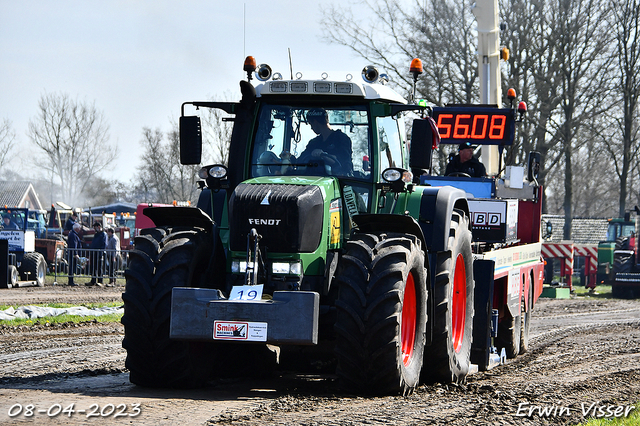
[598,208,640,297]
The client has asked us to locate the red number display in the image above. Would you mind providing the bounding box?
[435,110,511,144]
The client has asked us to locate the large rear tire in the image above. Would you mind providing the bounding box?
[334,233,428,395]
[122,227,224,388]
[20,252,46,287]
[614,251,633,273]
[423,210,474,384]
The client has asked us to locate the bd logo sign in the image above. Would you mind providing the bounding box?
[473,212,502,228]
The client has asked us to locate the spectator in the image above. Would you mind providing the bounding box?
[64,212,78,232]
[106,227,121,286]
[88,222,107,286]
[67,223,83,286]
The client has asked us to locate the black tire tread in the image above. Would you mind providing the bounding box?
[20,252,46,286]
[423,210,474,384]
[334,233,427,395]
[121,227,219,388]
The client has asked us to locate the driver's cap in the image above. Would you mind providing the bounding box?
[459,141,476,151]
[306,108,328,123]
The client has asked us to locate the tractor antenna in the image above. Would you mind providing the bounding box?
[288,48,293,80]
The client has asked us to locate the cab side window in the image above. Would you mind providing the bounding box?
[377,116,404,175]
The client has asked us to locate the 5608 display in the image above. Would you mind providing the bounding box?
[432,106,516,145]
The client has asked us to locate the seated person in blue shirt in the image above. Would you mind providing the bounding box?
[299,108,353,175]
[2,214,18,230]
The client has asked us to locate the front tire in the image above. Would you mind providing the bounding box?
[122,227,222,388]
[20,252,46,287]
[334,233,428,395]
[423,210,474,384]
[3,265,18,288]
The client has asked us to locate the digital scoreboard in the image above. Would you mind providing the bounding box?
[431,106,516,146]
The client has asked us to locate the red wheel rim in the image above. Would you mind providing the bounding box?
[452,253,467,353]
[401,272,417,366]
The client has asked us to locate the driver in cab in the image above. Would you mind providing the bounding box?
[2,214,18,230]
[299,108,353,175]
[445,141,487,178]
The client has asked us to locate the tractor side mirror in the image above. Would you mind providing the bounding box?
[527,151,541,182]
[179,115,203,165]
[409,118,434,173]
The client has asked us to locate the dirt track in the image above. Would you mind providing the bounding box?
[0,285,639,425]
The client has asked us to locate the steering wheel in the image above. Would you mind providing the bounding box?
[446,172,471,178]
[295,151,338,175]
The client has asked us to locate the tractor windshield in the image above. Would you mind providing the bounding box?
[250,104,371,180]
[606,221,636,241]
[0,208,27,231]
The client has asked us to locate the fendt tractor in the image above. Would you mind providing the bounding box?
[121,55,544,395]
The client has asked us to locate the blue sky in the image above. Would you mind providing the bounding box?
[0,1,383,183]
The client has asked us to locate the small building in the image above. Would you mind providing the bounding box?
[541,215,609,244]
[0,181,44,210]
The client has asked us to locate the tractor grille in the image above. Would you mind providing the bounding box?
[229,184,324,253]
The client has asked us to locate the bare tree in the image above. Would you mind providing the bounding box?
[606,0,640,216]
[321,0,478,171]
[549,0,614,237]
[0,118,16,172]
[500,0,563,177]
[571,128,620,217]
[501,0,614,225]
[322,0,477,104]
[27,92,115,206]
[322,0,621,225]
[200,91,236,165]
[133,125,201,204]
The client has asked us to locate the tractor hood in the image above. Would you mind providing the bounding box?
[228,177,339,254]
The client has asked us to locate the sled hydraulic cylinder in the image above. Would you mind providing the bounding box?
[491,309,499,338]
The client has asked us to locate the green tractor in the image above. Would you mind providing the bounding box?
[598,209,640,297]
[121,58,542,395]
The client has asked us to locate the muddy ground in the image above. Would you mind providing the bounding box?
[0,284,639,425]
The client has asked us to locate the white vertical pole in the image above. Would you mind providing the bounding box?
[472,0,502,176]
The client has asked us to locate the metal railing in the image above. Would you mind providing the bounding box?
[54,247,127,286]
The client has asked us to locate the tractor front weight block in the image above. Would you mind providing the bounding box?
[170,288,319,345]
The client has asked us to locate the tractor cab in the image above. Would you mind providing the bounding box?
[605,218,637,243]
